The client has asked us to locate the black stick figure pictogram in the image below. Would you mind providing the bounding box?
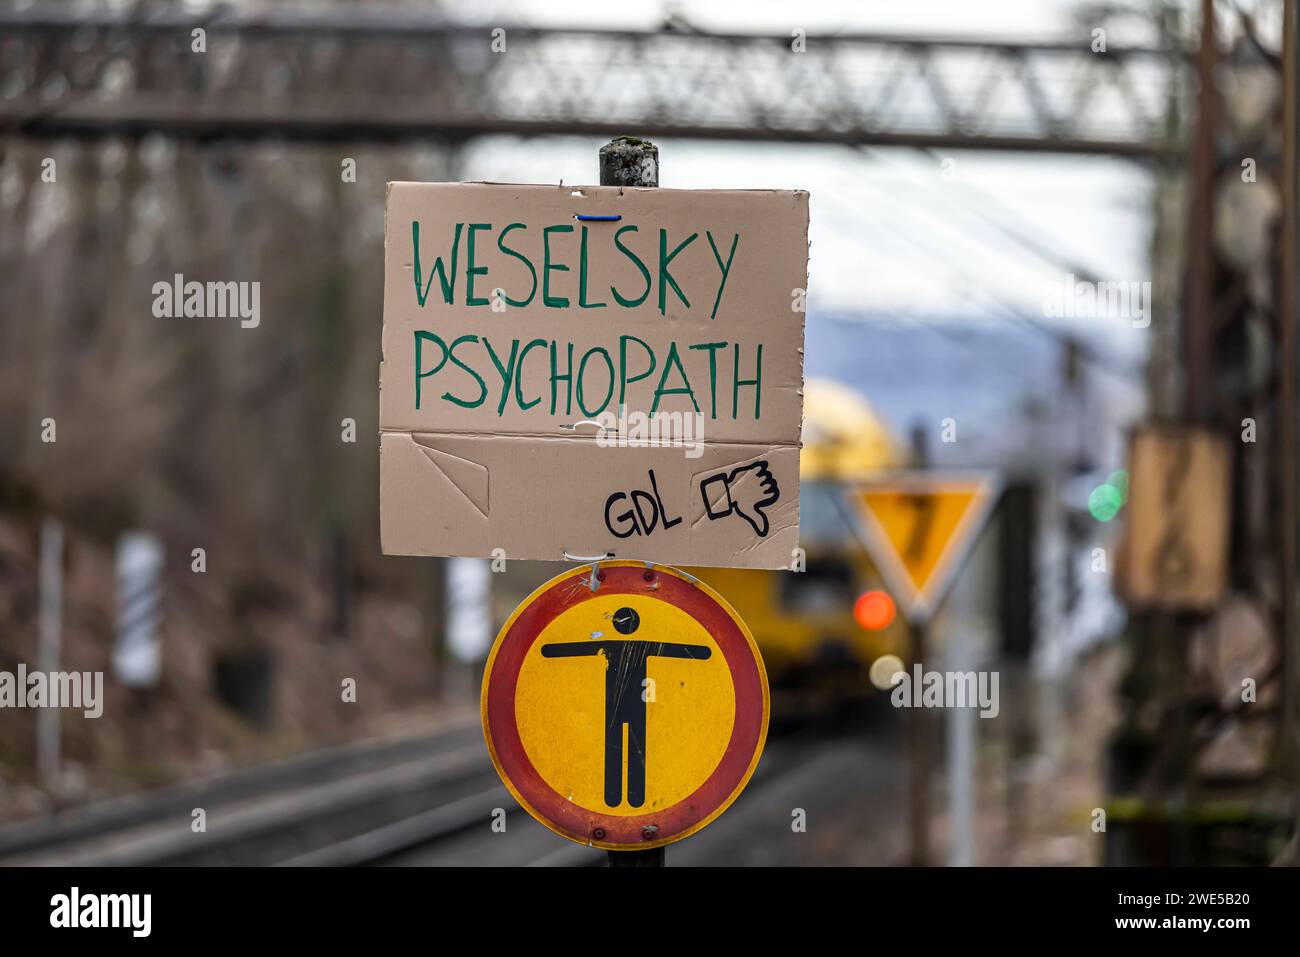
[542,606,710,808]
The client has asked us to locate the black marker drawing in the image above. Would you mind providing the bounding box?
[603,468,683,538]
[700,460,780,536]
[541,606,710,808]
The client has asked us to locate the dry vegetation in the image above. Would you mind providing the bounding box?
[0,121,479,814]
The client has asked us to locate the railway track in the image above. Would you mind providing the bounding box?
[0,714,494,866]
[1,709,905,867]
[349,719,907,867]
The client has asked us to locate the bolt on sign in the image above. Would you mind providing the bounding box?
[379,182,808,568]
[846,473,1001,623]
[481,562,769,850]
[1117,425,1228,611]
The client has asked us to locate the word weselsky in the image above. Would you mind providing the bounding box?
[407,219,764,421]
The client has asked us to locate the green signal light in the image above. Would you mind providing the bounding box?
[1089,483,1124,522]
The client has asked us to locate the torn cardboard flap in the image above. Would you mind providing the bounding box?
[380,181,808,569]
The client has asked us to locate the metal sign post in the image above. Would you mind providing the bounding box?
[845,468,1001,866]
[596,136,666,867]
[37,517,63,787]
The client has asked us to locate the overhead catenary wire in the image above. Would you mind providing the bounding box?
[832,148,1148,389]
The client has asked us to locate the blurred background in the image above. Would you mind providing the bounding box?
[0,0,1296,866]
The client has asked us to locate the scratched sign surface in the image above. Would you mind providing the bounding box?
[379,182,808,569]
[482,562,768,850]
[1119,426,1229,611]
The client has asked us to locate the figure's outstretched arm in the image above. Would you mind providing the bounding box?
[648,642,712,661]
[540,641,609,658]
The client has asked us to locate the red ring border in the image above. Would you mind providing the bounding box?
[482,563,768,850]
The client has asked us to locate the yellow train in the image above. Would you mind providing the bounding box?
[688,379,912,698]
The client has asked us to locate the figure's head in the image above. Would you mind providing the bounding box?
[611,606,640,635]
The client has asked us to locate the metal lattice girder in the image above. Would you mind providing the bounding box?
[0,6,1188,157]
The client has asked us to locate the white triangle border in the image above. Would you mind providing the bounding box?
[845,470,1003,624]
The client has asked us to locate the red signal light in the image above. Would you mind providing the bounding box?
[854,590,896,631]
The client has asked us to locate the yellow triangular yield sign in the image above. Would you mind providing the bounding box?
[847,472,1000,622]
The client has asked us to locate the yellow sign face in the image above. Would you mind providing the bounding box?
[482,562,768,850]
[848,473,1000,622]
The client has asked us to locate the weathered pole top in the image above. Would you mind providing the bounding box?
[599,136,659,188]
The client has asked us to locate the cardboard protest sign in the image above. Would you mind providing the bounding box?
[380,182,808,568]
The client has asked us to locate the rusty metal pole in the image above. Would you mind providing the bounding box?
[1184,0,1216,425]
[907,423,931,866]
[909,620,931,866]
[1156,0,1220,852]
[599,135,666,868]
[600,135,659,190]
[1282,0,1300,853]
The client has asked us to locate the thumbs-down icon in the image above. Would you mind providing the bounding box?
[700,460,781,537]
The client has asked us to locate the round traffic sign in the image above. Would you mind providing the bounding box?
[481,562,769,851]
